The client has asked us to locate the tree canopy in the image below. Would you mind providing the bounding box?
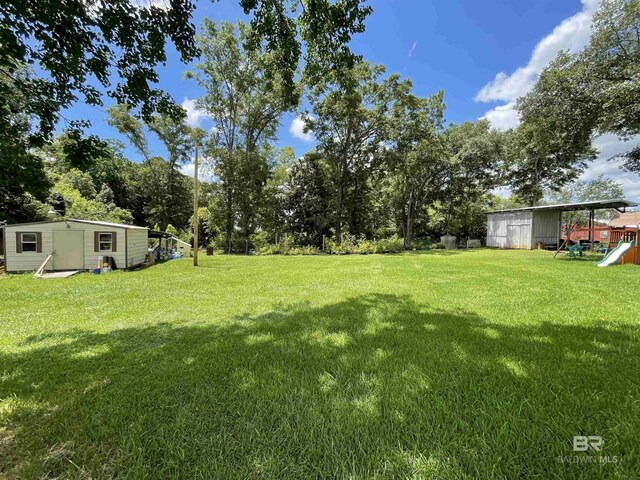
[517,0,640,174]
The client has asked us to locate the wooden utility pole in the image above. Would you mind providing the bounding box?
[193,140,199,267]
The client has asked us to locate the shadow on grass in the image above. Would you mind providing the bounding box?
[555,253,605,263]
[1,294,638,478]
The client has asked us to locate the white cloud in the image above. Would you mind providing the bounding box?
[180,157,216,183]
[130,0,170,9]
[289,116,314,142]
[481,102,520,131]
[182,97,209,128]
[580,134,640,200]
[180,162,196,178]
[475,0,599,104]
[408,40,418,58]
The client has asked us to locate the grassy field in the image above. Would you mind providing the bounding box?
[1,250,639,479]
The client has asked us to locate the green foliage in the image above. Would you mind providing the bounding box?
[286,153,333,246]
[165,223,191,244]
[0,0,198,147]
[488,194,526,211]
[53,182,133,224]
[516,0,640,173]
[240,0,372,105]
[56,169,97,199]
[107,106,194,230]
[306,61,401,240]
[256,242,321,256]
[46,129,113,173]
[191,206,213,248]
[506,120,596,206]
[325,234,404,255]
[191,21,298,253]
[546,175,625,226]
[384,87,448,247]
[373,235,405,253]
[0,67,51,223]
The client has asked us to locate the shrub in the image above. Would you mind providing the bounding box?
[374,234,404,253]
[255,243,319,256]
[280,234,294,254]
[353,238,375,254]
[251,231,271,251]
[325,234,354,254]
[286,246,320,255]
[325,234,404,255]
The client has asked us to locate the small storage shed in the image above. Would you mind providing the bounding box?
[486,199,638,249]
[440,235,457,250]
[169,236,192,257]
[1,219,148,273]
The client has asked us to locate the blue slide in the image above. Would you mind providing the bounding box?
[597,240,635,267]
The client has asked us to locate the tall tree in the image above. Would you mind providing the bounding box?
[107,104,193,229]
[443,120,505,239]
[188,20,295,253]
[546,175,625,226]
[516,0,640,173]
[505,121,596,206]
[385,89,448,247]
[286,152,333,246]
[259,146,296,244]
[305,61,398,239]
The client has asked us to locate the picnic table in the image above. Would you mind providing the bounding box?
[568,245,586,257]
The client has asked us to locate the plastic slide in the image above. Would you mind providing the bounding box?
[597,240,635,267]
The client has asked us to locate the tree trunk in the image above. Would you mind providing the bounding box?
[404,214,413,249]
[404,193,414,249]
[226,187,233,254]
[335,177,344,241]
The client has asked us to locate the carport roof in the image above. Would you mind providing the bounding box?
[148,230,172,238]
[487,199,638,214]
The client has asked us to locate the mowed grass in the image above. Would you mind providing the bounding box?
[1,250,639,479]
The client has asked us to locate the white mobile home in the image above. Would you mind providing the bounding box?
[486,199,638,250]
[1,219,148,273]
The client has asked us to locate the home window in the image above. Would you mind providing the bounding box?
[21,233,37,252]
[99,233,113,251]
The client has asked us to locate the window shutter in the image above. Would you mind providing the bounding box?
[16,232,22,253]
[36,232,42,253]
[94,232,100,252]
[111,231,117,252]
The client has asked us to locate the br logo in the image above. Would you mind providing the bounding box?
[573,436,603,452]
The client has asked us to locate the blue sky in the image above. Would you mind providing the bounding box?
[64,0,640,199]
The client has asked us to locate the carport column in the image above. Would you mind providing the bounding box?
[589,209,595,251]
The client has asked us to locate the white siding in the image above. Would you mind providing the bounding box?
[4,221,148,272]
[531,210,561,247]
[126,229,148,268]
[486,211,533,249]
[177,243,191,256]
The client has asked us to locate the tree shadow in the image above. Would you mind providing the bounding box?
[1,294,637,478]
[555,252,605,263]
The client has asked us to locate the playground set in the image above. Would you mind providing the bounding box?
[596,228,639,267]
[560,226,639,266]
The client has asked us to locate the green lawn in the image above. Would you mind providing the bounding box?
[1,250,639,478]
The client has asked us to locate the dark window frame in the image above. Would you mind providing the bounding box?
[98,232,113,252]
[20,232,38,252]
